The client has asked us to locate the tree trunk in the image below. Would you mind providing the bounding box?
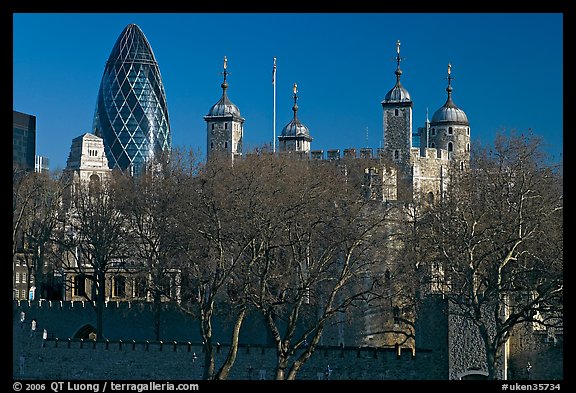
[286,324,324,380]
[153,290,161,341]
[215,306,246,380]
[200,308,215,380]
[96,271,106,340]
[275,356,288,380]
[486,346,498,379]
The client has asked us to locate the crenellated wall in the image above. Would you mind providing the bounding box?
[14,323,446,380]
[13,299,448,380]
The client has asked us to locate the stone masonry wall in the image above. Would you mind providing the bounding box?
[13,300,447,380]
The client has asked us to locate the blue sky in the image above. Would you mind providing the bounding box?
[13,13,563,171]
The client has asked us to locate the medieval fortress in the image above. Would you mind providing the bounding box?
[13,35,561,380]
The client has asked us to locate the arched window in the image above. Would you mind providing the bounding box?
[88,174,101,197]
[460,161,465,171]
[448,126,453,135]
[73,324,97,340]
[113,276,126,298]
[467,127,470,136]
[466,143,470,152]
[448,142,453,152]
[431,142,436,148]
[427,191,434,204]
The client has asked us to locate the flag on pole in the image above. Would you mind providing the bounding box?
[273,57,277,153]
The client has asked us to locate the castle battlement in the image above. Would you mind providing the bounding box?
[37,336,422,359]
[13,299,179,313]
[15,313,441,380]
[310,148,386,161]
[411,147,451,161]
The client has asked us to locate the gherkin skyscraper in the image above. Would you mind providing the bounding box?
[92,24,171,175]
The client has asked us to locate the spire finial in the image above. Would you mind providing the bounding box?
[221,56,229,91]
[292,83,299,119]
[394,40,403,81]
[446,62,454,96]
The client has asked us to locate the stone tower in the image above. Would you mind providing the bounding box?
[427,63,471,170]
[62,133,112,209]
[278,83,313,156]
[381,40,414,200]
[204,56,245,162]
[64,133,111,184]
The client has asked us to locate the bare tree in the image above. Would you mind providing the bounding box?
[238,154,391,380]
[416,131,563,379]
[13,169,65,300]
[175,153,257,380]
[114,151,189,340]
[55,172,129,339]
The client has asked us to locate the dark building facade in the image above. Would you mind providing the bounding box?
[92,24,171,175]
[13,110,36,171]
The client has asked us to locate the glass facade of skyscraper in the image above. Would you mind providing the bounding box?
[13,110,36,171]
[92,24,171,175]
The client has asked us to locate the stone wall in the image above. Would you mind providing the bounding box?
[507,323,563,380]
[14,325,445,380]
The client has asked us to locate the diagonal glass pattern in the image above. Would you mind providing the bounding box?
[92,24,171,175]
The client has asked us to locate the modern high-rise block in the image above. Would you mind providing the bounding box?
[92,24,171,175]
[13,110,36,171]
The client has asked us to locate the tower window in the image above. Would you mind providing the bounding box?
[135,277,147,298]
[225,123,228,130]
[74,275,86,297]
[394,109,399,116]
[431,128,436,136]
[448,127,453,135]
[211,142,214,149]
[467,127,470,136]
[448,142,453,152]
[113,276,126,298]
[466,143,470,152]
[460,161,465,171]
[431,142,436,148]
[212,124,215,130]
[224,141,228,149]
[394,150,399,160]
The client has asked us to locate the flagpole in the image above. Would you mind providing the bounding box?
[273,57,277,153]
